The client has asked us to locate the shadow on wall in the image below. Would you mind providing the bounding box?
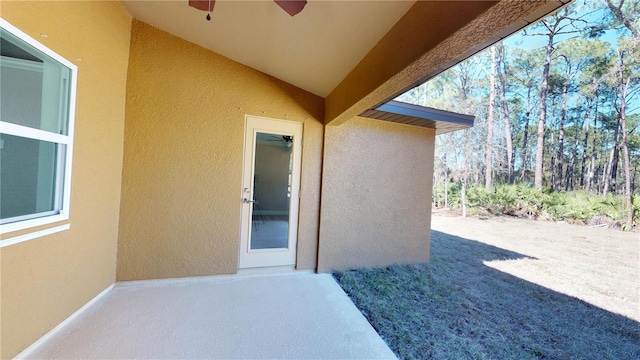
[334,230,640,360]
[264,75,325,121]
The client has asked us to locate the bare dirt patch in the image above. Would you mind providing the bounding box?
[431,213,640,322]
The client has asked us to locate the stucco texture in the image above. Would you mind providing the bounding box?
[0,2,132,358]
[318,117,435,272]
[117,21,324,280]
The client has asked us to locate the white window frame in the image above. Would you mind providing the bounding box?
[0,18,77,235]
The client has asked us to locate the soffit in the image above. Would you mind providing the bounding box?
[360,100,474,135]
[120,0,416,97]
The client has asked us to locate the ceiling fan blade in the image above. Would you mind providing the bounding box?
[189,0,215,12]
[274,0,307,16]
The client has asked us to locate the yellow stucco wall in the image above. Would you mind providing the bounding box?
[0,2,132,358]
[318,118,435,272]
[117,21,324,280]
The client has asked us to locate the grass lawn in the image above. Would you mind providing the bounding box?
[333,227,640,360]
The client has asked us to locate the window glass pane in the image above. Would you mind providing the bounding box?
[1,28,71,135]
[0,134,63,221]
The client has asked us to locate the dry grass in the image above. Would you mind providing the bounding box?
[334,214,640,360]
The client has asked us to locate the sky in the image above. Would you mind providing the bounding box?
[503,2,625,50]
[498,0,637,115]
[399,0,638,116]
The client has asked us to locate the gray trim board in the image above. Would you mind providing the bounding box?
[360,100,474,135]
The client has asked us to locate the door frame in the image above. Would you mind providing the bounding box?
[238,115,303,269]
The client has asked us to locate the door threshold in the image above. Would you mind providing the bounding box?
[237,266,311,277]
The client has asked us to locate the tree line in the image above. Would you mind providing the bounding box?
[398,0,639,229]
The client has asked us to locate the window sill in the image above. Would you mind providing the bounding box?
[1,211,69,234]
[0,223,70,248]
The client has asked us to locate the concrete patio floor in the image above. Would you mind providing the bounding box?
[18,272,396,359]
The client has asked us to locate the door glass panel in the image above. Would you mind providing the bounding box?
[250,132,292,249]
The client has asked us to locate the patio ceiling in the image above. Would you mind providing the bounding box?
[120,1,570,125]
[120,0,416,98]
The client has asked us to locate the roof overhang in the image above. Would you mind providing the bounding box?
[326,0,571,126]
[360,100,474,135]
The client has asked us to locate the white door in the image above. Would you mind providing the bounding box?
[239,115,303,268]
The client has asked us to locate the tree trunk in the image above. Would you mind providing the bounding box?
[497,43,515,184]
[566,112,583,191]
[485,46,497,188]
[617,51,633,229]
[611,141,620,193]
[588,155,595,192]
[556,81,568,190]
[433,171,439,207]
[443,152,448,208]
[632,162,638,194]
[621,108,632,228]
[444,174,449,208]
[603,121,620,196]
[602,143,610,195]
[589,99,600,192]
[580,96,594,188]
[461,179,467,218]
[605,0,639,37]
[521,89,532,182]
[534,32,554,188]
[550,124,556,190]
[521,113,530,182]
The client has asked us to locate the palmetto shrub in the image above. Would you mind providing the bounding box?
[433,183,636,228]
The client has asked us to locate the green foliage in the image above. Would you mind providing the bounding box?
[414,0,640,202]
[435,183,637,228]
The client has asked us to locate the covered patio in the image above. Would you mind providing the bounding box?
[17,272,396,359]
[1,1,569,357]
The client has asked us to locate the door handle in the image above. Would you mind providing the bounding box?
[243,198,255,204]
